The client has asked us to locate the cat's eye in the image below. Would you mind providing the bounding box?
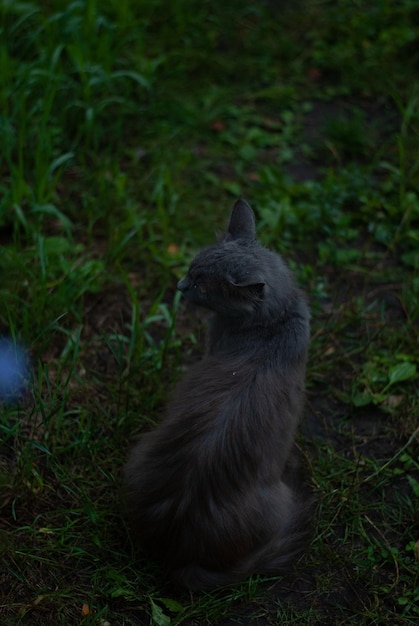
[192,282,206,294]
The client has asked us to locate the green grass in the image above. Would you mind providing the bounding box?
[1,0,418,624]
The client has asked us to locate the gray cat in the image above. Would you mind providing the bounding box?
[124,199,312,589]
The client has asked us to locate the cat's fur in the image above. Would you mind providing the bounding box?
[124,199,312,590]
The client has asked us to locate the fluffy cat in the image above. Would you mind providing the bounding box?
[124,199,312,590]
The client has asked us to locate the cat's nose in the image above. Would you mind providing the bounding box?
[177,276,189,292]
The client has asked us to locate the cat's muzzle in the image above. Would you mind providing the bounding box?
[177,276,189,292]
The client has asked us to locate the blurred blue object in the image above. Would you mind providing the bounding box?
[0,337,29,403]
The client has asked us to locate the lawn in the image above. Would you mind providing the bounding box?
[0,0,418,624]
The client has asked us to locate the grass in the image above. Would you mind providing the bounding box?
[0,0,418,624]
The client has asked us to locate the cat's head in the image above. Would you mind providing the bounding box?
[177,200,271,317]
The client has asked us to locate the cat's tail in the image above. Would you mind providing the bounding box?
[173,491,315,591]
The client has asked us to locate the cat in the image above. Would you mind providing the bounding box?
[123,199,312,590]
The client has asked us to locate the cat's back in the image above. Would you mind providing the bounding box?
[161,336,304,462]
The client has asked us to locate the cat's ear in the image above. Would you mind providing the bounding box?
[227,274,265,299]
[227,199,256,240]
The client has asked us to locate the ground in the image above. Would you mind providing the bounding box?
[0,1,418,624]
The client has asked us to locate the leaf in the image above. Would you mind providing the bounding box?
[352,390,374,407]
[81,603,90,616]
[401,250,419,269]
[150,599,171,626]
[48,151,74,176]
[167,243,180,256]
[407,475,419,498]
[43,236,72,256]
[156,597,184,613]
[111,69,150,89]
[388,362,416,386]
[352,391,386,407]
[110,587,138,600]
[31,203,73,234]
